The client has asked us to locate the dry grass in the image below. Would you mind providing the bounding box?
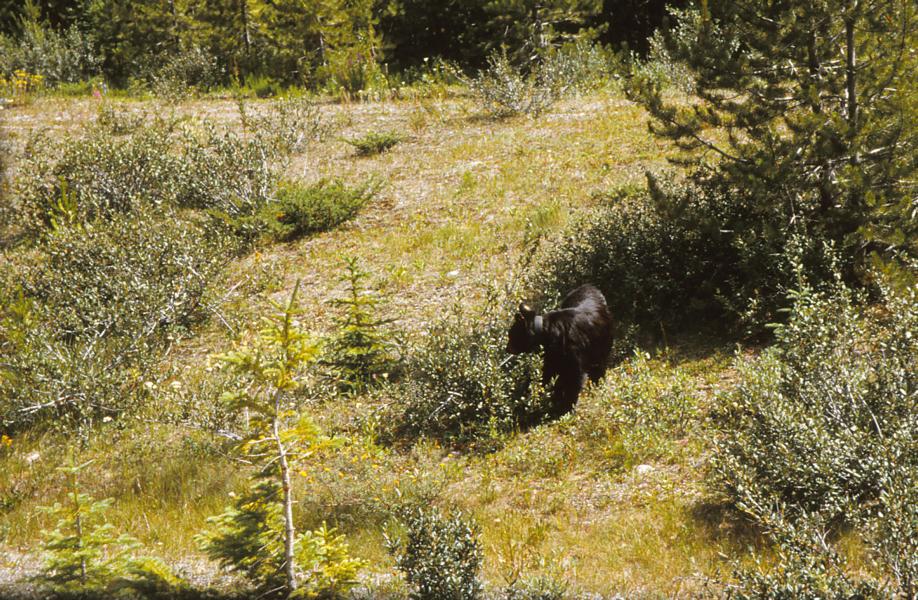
[0,90,749,596]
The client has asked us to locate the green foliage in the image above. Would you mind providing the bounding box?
[394,292,547,443]
[260,179,375,242]
[35,458,184,596]
[10,116,279,237]
[323,257,398,395]
[589,351,700,468]
[0,13,99,85]
[0,212,229,432]
[387,506,483,600]
[346,131,403,156]
[712,280,917,596]
[630,0,918,277]
[199,283,364,598]
[238,96,326,155]
[531,178,842,335]
[150,46,223,100]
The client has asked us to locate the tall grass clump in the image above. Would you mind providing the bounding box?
[712,279,917,596]
[393,292,547,444]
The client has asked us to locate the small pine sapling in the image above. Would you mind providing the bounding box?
[198,281,364,598]
[34,457,181,595]
[324,257,398,395]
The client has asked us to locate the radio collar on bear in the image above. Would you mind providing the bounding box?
[533,315,544,337]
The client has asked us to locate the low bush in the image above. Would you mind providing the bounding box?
[387,506,483,600]
[529,176,841,336]
[712,280,917,596]
[0,212,230,433]
[586,352,701,468]
[237,95,326,155]
[393,293,548,444]
[10,116,279,238]
[260,178,375,242]
[712,281,917,522]
[467,40,613,118]
[150,46,223,100]
[346,131,403,156]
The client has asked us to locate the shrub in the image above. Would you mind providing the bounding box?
[711,282,916,523]
[316,40,387,95]
[387,506,483,600]
[468,41,612,118]
[323,257,399,395]
[587,351,701,468]
[529,177,840,336]
[150,46,223,100]
[394,293,548,443]
[237,95,326,155]
[11,116,279,238]
[0,22,99,85]
[712,280,917,597]
[260,179,375,242]
[346,131,403,156]
[0,212,230,432]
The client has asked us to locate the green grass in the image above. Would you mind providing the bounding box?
[0,89,750,596]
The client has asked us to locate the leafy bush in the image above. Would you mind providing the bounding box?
[468,41,613,118]
[0,212,230,432]
[530,178,840,335]
[238,95,326,155]
[316,40,387,95]
[394,293,547,443]
[712,281,917,597]
[387,506,483,600]
[712,282,916,522]
[151,46,223,99]
[323,257,399,395]
[586,351,701,468]
[0,22,99,85]
[10,116,279,238]
[260,179,375,242]
[346,131,403,156]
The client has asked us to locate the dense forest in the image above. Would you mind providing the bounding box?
[0,0,686,87]
[0,0,916,598]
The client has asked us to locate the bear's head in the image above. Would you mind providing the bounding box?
[506,303,540,354]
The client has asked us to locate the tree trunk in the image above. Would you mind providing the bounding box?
[272,395,297,597]
[845,0,858,130]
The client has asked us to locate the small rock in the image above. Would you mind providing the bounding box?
[634,464,655,476]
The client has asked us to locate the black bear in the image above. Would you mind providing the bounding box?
[506,284,612,417]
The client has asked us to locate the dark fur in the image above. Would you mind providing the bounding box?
[507,284,612,417]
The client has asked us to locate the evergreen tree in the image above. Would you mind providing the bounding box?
[199,281,364,598]
[324,257,397,395]
[631,0,918,274]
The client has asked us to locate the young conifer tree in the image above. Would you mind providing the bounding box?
[199,281,363,598]
[324,256,396,395]
[631,0,917,269]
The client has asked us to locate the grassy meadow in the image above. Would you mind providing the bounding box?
[0,88,751,597]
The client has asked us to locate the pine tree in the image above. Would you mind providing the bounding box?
[631,0,918,270]
[198,281,364,598]
[324,257,397,395]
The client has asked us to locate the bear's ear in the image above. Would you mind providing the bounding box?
[518,303,535,319]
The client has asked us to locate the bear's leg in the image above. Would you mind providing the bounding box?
[549,370,584,418]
